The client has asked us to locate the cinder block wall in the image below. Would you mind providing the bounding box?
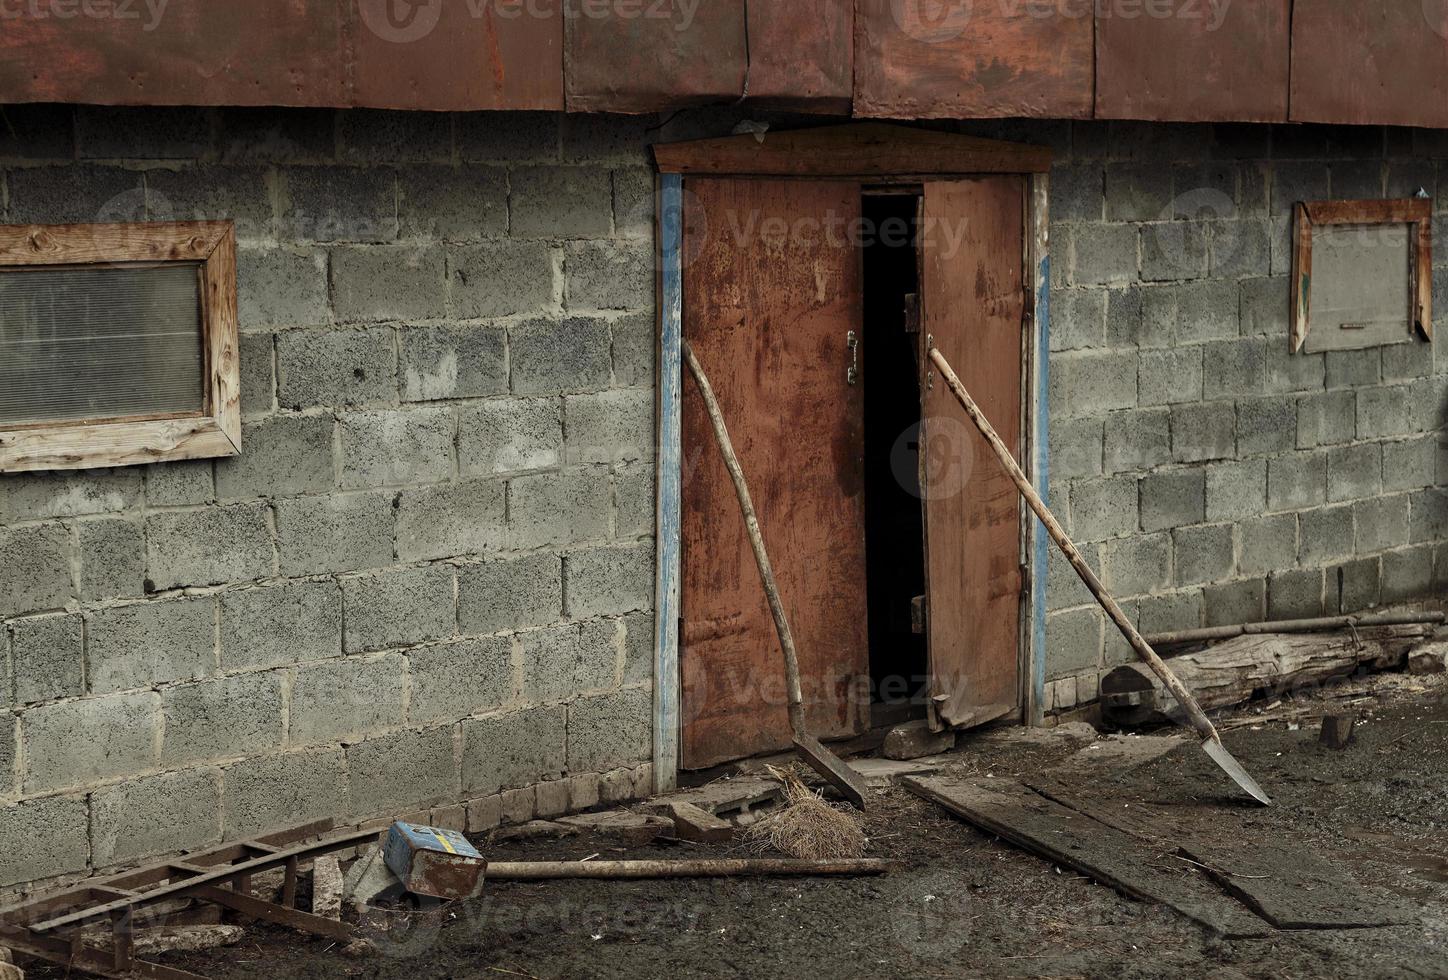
[0,106,659,889]
[1042,121,1448,712]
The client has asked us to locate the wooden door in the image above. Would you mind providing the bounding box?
[680,177,870,768]
[918,177,1026,730]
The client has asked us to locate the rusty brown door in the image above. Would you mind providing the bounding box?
[680,177,869,769]
[918,177,1026,730]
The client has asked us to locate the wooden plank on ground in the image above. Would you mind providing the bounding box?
[902,774,1271,938]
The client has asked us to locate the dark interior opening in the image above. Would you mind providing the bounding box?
[861,193,928,718]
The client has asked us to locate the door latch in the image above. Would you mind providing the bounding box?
[846,330,859,386]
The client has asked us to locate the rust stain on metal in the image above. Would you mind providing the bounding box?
[1291,0,1448,128]
[854,0,1093,119]
[1096,0,1290,122]
[744,0,853,111]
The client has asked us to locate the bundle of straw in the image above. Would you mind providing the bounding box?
[743,767,867,860]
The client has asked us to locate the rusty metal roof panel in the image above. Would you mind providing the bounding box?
[1096,0,1290,123]
[743,0,853,111]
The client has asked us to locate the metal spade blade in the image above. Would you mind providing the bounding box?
[1202,737,1272,806]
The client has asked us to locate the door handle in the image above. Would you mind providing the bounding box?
[847,330,859,386]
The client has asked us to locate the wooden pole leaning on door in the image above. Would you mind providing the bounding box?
[682,338,869,811]
[925,343,1270,806]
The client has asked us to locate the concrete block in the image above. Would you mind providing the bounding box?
[1337,557,1381,614]
[1236,397,1296,456]
[7,164,144,224]
[1325,349,1381,389]
[1208,219,1271,278]
[1046,607,1103,679]
[87,597,216,694]
[1267,452,1327,511]
[77,105,209,158]
[220,107,334,164]
[568,772,601,811]
[146,460,216,507]
[280,166,396,242]
[1100,533,1170,596]
[397,479,506,562]
[561,113,652,165]
[1409,488,1448,544]
[289,654,406,746]
[277,326,396,409]
[565,241,651,311]
[535,779,571,818]
[564,389,654,464]
[621,610,654,685]
[1049,288,1106,351]
[597,767,634,804]
[613,166,654,238]
[1268,568,1326,620]
[237,247,330,329]
[1135,587,1204,634]
[510,316,613,395]
[0,795,90,887]
[1299,505,1354,566]
[1354,495,1411,554]
[1202,339,1266,399]
[1239,513,1298,576]
[1048,542,1099,612]
[340,407,455,489]
[511,165,612,238]
[457,552,563,634]
[400,324,507,403]
[1203,578,1267,628]
[461,705,567,795]
[1139,469,1206,532]
[1102,409,1171,474]
[520,620,618,702]
[1173,523,1235,586]
[146,504,273,590]
[347,727,458,817]
[1141,222,1208,281]
[564,544,653,619]
[1139,347,1203,406]
[1382,342,1433,382]
[1296,391,1356,448]
[1070,223,1138,286]
[467,794,503,832]
[1172,280,1239,344]
[1170,401,1236,462]
[216,414,335,501]
[274,491,396,577]
[1271,161,1330,214]
[1104,163,1172,222]
[501,787,537,825]
[221,748,349,840]
[1326,443,1383,503]
[1206,458,1267,522]
[161,673,285,766]
[332,246,447,322]
[611,311,655,388]
[1266,346,1326,393]
[220,579,344,670]
[1049,163,1102,221]
[92,769,222,866]
[458,397,562,476]
[0,524,71,617]
[614,459,655,538]
[339,109,451,164]
[146,164,273,240]
[0,468,141,523]
[407,636,512,725]
[399,165,507,240]
[1356,386,1413,440]
[76,518,146,600]
[566,687,650,774]
[1383,546,1435,603]
[0,103,74,158]
[1051,351,1138,417]
[1382,437,1438,492]
[1069,476,1139,541]
[448,241,555,319]
[342,565,455,653]
[1239,276,1289,337]
[22,692,160,793]
[1049,417,1104,480]
[1105,284,1174,348]
[11,614,83,704]
[236,331,277,415]
[313,855,345,918]
[508,467,612,548]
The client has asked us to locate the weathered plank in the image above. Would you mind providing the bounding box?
[903,775,1271,937]
[1095,0,1290,122]
[854,0,1093,119]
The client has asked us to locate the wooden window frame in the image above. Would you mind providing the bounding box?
[1290,198,1433,352]
[0,221,241,473]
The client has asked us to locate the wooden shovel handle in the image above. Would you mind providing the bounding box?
[927,346,1219,741]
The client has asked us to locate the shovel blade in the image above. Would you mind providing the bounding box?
[1201,737,1271,806]
[793,735,869,811]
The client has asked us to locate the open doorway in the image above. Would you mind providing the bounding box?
[862,192,928,723]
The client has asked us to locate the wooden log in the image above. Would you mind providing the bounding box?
[485,858,893,880]
[1101,626,1432,727]
[1146,611,1445,648]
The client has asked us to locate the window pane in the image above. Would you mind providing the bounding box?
[0,264,205,426]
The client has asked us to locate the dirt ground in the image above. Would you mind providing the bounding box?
[39,670,1448,980]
